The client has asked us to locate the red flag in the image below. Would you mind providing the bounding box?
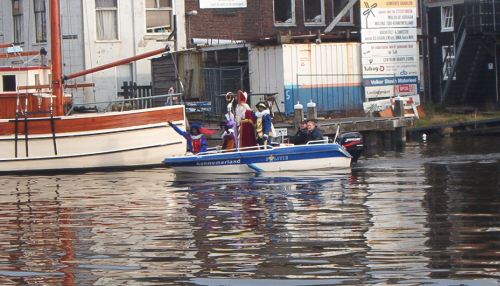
[200,127,217,136]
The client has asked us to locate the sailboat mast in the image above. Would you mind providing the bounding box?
[50,0,63,116]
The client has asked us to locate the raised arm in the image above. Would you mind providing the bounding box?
[168,121,189,138]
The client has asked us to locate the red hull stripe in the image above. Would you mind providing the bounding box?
[0,107,184,136]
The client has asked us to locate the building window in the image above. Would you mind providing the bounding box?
[442,45,456,80]
[33,0,47,42]
[304,0,324,25]
[96,0,118,41]
[2,75,17,92]
[333,0,353,26]
[12,0,23,44]
[146,0,172,33]
[274,0,295,26]
[441,6,454,32]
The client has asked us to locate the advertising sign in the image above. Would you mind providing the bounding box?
[360,0,419,104]
[360,0,417,29]
[362,95,421,113]
[361,42,418,58]
[200,0,247,9]
[363,76,419,99]
[361,28,417,43]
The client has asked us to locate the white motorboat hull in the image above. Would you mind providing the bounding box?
[164,143,352,174]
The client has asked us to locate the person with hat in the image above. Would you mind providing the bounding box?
[235,90,257,148]
[221,119,236,151]
[168,121,208,154]
[255,101,274,146]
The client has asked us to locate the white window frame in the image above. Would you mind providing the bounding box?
[304,0,325,26]
[332,0,354,26]
[33,0,47,43]
[95,0,119,41]
[145,0,173,34]
[12,0,24,44]
[442,45,456,80]
[273,0,296,27]
[441,5,454,32]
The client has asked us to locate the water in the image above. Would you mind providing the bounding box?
[0,136,499,285]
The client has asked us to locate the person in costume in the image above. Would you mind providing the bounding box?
[255,101,274,146]
[168,121,208,154]
[235,90,257,148]
[221,120,236,151]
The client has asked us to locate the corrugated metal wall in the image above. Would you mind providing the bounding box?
[249,46,285,109]
[250,43,363,115]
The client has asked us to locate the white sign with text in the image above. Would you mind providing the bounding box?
[200,0,247,9]
[361,28,417,43]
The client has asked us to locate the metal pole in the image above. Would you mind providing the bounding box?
[64,47,168,80]
[495,42,499,105]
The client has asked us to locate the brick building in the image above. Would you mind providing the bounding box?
[184,0,361,44]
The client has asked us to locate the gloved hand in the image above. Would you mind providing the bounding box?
[263,134,269,140]
[168,121,173,127]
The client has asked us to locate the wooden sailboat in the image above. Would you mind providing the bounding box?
[0,0,186,172]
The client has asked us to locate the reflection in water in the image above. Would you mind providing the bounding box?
[0,136,499,285]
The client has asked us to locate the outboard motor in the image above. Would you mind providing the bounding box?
[337,132,363,163]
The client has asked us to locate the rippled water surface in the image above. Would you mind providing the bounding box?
[0,136,499,285]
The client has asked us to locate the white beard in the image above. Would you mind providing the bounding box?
[235,103,250,123]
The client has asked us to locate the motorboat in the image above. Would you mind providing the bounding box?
[163,141,352,174]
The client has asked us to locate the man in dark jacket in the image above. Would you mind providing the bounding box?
[306,120,324,143]
[293,120,308,145]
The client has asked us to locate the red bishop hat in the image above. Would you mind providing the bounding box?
[237,90,248,104]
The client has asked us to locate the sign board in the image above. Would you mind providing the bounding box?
[362,95,421,113]
[360,0,417,29]
[361,42,418,58]
[200,0,247,9]
[360,0,419,103]
[274,128,288,137]
[185,101,212,113]
[364,76,419,99]
[361,28,417,43]
[361,61,419,77]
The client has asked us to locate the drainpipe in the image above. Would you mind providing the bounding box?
[493,0,499,105]
[422,2,433,104]
[130,1,138,82]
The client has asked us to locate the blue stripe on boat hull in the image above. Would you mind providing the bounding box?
[163,144,351,173]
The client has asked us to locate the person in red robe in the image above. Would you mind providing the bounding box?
[235,90,257,148]
[239,109,257,148]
